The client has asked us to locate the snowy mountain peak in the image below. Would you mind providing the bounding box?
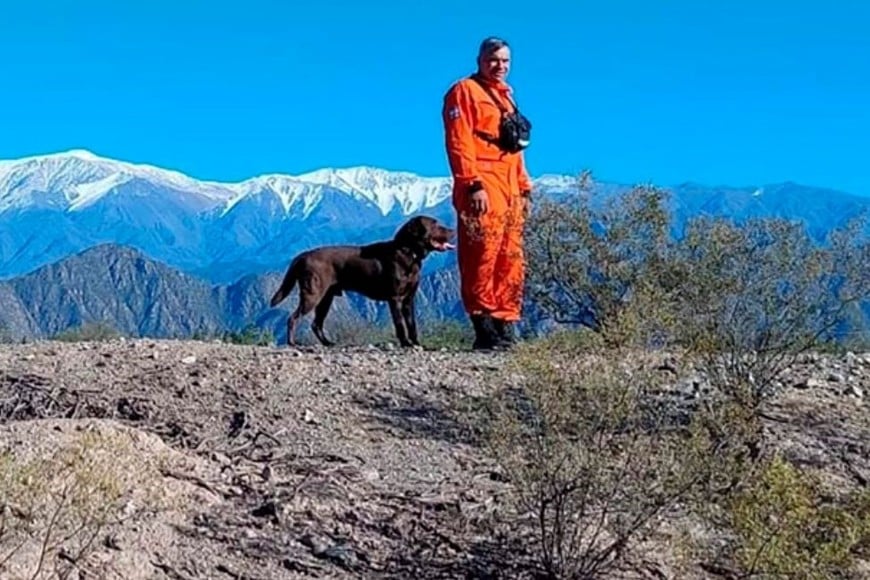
[0,150,239,212]
[289,165,452,215]
[0,150,456,217]
[221,175,322,217]
[0,148,102,165]
[0,150,115,211]
[41,148,103,162]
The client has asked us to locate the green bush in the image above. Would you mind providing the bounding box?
[724,454,870,579]
[525,171,870,405]
[416,318,471,350]
[52,321,123,343]
[220,324,275,346]
[524,177,678,349]
[670,213,870,408]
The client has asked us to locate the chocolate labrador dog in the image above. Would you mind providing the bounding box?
[269,215,455,348]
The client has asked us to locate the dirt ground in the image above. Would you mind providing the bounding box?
[1,338,868,579]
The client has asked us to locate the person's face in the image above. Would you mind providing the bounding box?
[478,46,510,82]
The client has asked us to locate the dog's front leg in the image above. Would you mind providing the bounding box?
[388,299,413,347]
[401,294,420,347]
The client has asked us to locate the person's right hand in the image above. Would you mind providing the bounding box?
[470,189,489,215]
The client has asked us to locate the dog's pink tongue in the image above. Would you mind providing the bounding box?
[443,242,456,250]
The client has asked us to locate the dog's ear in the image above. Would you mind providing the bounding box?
[395,217,429,246]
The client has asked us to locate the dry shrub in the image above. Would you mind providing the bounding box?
[486,343,750,579]
[52,321,122,343]
[0,323,15,344]
[524,177,679,349]
[500,173,870,577]
[523,170,869,470]
[671,213,870,409]
[525,172,870,377]
[0,425,172,579]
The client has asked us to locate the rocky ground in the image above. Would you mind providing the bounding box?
[0,338,868,579]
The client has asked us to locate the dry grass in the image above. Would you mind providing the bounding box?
[0,422,181,580]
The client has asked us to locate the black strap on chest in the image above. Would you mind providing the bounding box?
[469,75,532,153]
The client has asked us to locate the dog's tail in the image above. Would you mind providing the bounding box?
[269,256,301,307]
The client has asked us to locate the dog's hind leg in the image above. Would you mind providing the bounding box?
[311,289,337,347]
[286,307,306,347]
[286,275,324,346]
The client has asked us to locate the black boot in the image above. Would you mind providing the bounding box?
[471,314,504,351]
[492,318,517,347]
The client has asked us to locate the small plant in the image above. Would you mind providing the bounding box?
[0,426,171,579]
[318,315,397,346]
[485,342,747,579]
[0,323,14,344]
[52,322,122,343]
[416,318,470,350]
[718,454,870,579]
[220,324,275,346]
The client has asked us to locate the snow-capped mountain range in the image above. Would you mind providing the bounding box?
[1,149,868,286]
[0,149,455,216]
[0,149,577,283]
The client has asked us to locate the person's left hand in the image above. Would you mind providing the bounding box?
[521,192,531,219]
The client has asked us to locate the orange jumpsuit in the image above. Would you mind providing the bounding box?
[442,75,532,323]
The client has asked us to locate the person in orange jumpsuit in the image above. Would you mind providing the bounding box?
[442,37,533,350]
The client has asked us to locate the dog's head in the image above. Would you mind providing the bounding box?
[394,216,456,257]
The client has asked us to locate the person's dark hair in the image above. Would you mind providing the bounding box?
[478,36,510,58]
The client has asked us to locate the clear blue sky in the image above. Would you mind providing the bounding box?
[2,1,868,196]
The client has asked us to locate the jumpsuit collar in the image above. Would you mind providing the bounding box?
[471,72,512,95]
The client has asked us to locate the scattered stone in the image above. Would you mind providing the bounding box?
[320,543,358,569]
[361,468,380,482]
[795,377,825,390]
[300,534,358,569]
[181,355,197,364]
[104,533,122,551]
[251,499,279,520]
[299,533,330,555]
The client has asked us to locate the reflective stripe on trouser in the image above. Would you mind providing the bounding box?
[452,162,526,322]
